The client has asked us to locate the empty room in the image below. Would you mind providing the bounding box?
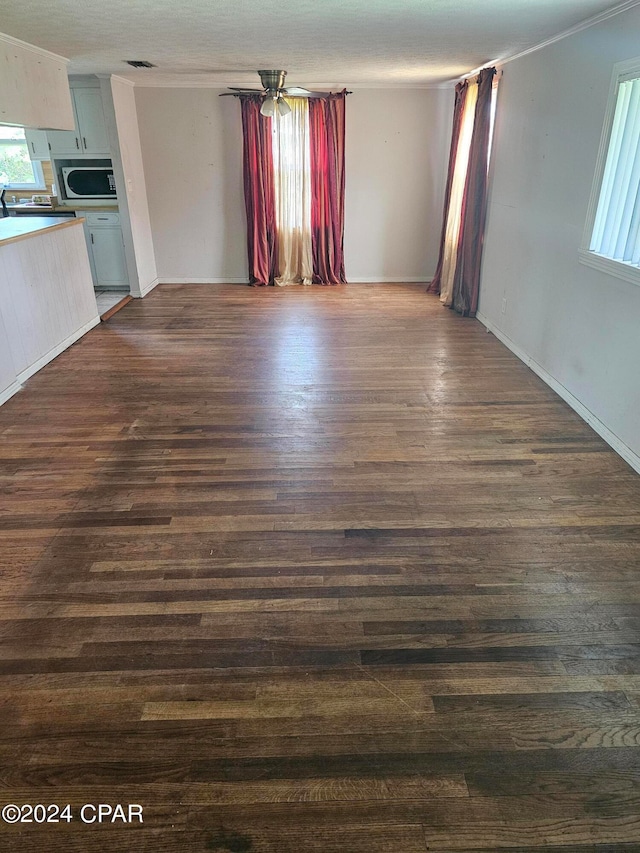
[1,0,640,851]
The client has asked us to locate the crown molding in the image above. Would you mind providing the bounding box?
[333,82,455,90]
[123,79,257,88]
[115,0,640,92]
[14,0,637,92]
[126,77,455,90]
[494,0,640,70]
[0,31,69,64]
[106,74,136,87]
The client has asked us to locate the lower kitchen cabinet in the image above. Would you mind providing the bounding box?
[83,212,129,289]
[0,219,98,404]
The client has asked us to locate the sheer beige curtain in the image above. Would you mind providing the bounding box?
[272,97,313,286]
[439,80,478,307]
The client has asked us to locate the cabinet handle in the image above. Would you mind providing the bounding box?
[75,137,80,149]
[91,233,94,244]
[31,142,35,154]
[48,142,51,151]
[83,137,87,148]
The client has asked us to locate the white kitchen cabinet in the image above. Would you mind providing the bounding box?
[0,33,75,132]
[47,87,110,156]
[83,213,128,288]
[47,122,80,155]
[24,129,50,161]
[73,89,110,153]
[0,219,98,401]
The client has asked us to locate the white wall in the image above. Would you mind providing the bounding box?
[134,86,451,283]
[479,5,640,470]
[135,88,248,283]
[345,89,451,281]
[104,77,158,297]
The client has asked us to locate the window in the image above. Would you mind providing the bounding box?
[0,126,45,190]
[581,59,640,286]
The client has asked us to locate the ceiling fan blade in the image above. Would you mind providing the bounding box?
[282,87,330,97]
[227,87,264,93]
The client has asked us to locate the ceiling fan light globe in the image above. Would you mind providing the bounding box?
[277,98,291,117]
[260,98,276,117]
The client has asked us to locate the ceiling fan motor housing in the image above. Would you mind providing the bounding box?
[258,70,287,93]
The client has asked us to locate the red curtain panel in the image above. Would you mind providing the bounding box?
[427,81,468,295]
[308,92,347,285]
[240,96,278,285]
[452,67,497,316]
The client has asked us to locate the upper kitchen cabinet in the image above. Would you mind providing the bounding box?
[0,33,74,130]
[47,85,110,156]
[23,129,50,160]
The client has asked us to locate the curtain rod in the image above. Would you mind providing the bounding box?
[459,67,502,84]
[226,90,352,97]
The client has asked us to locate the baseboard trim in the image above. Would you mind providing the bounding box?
[0,381,22,406]
[136,277,160,298]
[156,278,248,285]
[347,277,430,284]
[16,316,101,386]
[156,277,431,285]
[476,311,640,475]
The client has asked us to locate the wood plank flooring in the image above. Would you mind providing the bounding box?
[1,282,640,852]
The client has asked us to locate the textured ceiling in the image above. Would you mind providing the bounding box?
[1,0,634,86]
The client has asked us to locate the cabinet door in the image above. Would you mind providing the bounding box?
[89,227,128,287]
[47,128,81,155]
[24,129,50,160]
[74,89,110,154]
[47,95,81,155]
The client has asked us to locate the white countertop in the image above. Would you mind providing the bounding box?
[6,202,53,210]
[0,215,83,247]
[7,203,118,212]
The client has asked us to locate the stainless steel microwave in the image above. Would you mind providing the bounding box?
[61,167,117,199]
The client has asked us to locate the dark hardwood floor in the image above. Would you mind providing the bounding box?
[1,283,640,852]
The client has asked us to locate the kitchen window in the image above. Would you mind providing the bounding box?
[580,57,640,287]
[0,126,45,190]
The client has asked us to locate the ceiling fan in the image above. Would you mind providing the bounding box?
[220,70,331,117]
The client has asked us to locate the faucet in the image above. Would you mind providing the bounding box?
[0,188,8,218]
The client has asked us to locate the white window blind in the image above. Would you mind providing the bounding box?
[590,75,640,267]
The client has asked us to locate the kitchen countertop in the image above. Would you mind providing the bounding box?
[0,216,85,247]
[62,205,118,212]
[7,203,118,213]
